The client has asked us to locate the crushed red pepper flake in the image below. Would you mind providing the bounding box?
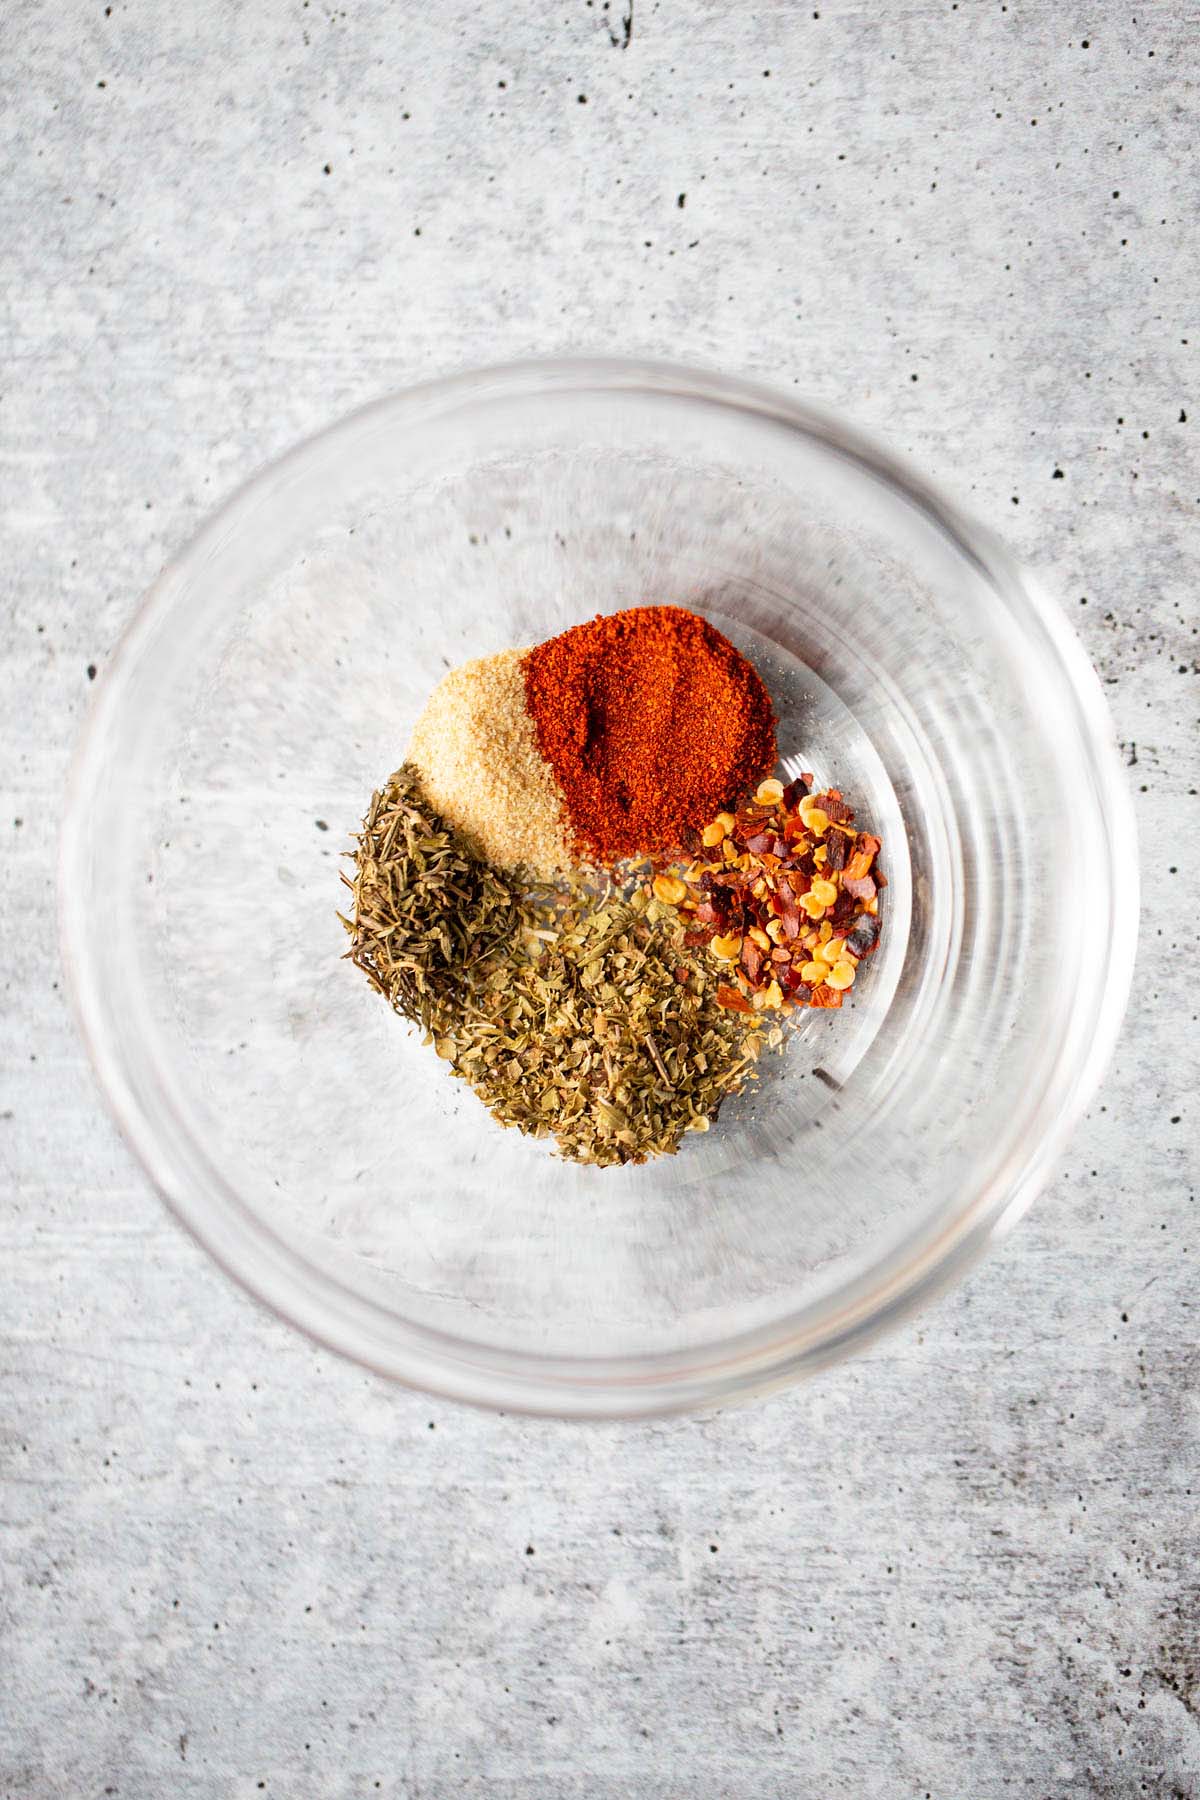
[648,777,884,1014]
[809,984,843,1010]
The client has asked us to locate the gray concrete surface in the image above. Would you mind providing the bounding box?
[2,2,1197,1794]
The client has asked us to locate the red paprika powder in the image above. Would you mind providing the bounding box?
[522,605,777,863]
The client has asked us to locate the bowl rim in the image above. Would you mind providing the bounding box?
[59,353,1138,1418]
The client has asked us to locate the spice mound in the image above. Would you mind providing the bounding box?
[524,605,777,864]
[407,647,573,876]
[342,767,777,1167]
[652,775,884,1014]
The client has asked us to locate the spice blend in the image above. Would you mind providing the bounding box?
[344,604,884,1166]
[343,767,777,1166]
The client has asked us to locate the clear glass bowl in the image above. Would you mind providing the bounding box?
[60,358,1136,1416]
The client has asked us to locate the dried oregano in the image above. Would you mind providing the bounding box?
[342,766,778,1167]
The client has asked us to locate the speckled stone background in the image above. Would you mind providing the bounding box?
[2,3,1197,1795]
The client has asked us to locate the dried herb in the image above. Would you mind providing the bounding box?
[343,766,778,1167]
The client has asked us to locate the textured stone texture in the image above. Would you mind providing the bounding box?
[2,3,1197,1795]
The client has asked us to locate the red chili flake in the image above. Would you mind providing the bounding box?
[842,873,876,903]
[816,791,853,824]
[809,983,843,1009]
[841,849,871,883]
[648,774,884,1015]
[845,913,881,958]
[740,939,766,984]
[825,829,850,871]
[777,891,801,939]
[830,891,858,930]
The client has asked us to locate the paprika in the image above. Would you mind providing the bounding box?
[522,606,777,863]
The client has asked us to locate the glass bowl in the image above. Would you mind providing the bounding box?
[60,357,1136,1417]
